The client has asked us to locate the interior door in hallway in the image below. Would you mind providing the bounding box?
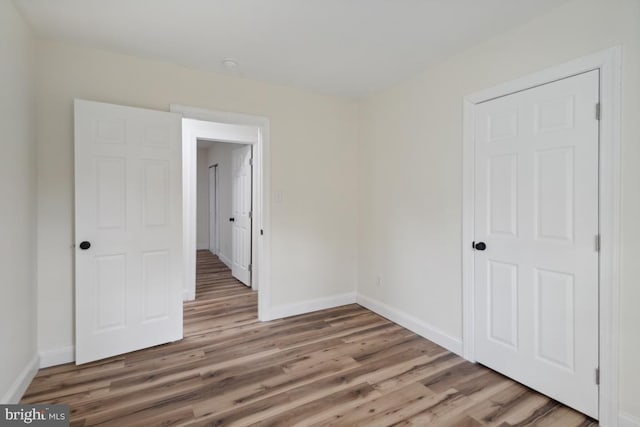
[473,70,600,418]
[231,144,252,286]
[74,99,183,364]
[209,164,218,254]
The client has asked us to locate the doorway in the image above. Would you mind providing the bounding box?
[73,100,272,365]
[198,141,252,287]
[175,105,272,321]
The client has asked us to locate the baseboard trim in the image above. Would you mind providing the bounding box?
[620,413,640,427]
[218,253,232,269]
[1,353,39,404]
[183,290,196,301]
[40,345,75,368]
[268,292,357,320]
[356,293,463,356]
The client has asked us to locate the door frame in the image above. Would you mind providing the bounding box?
[208,164,219,255]
[172,104,271,321]
[462,46,621,425]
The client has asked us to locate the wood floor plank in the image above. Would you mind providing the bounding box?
[248,382,379,427]
[22,250,598,426]
[310,382,438,427]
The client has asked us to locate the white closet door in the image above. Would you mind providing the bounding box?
[474,71,599,418]
[75,99,183,364]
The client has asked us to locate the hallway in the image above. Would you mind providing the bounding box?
[185,250,257,337]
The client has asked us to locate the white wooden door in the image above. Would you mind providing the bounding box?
[74,99,183,364]
[209,165,218,254]
[231,145,252,285]
[474,71,599,418]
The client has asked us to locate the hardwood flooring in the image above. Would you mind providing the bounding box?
[22,250,598,426]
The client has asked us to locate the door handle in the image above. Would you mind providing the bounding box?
[229,218,235,222]
[79,241,91,250]
[472,241,487,251]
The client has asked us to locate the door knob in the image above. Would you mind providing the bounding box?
[229,218,235,222]
[473,241,487,251]
[79,241,91,250]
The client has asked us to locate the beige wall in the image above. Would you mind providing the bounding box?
[35,40,359,356]
[0,0,38,402]
[357,0,640,420]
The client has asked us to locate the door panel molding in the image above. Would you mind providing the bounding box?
[462,46,621,426]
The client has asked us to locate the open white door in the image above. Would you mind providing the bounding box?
[231,145,252,286]
[74,99,183,365]
[473,71,599,417]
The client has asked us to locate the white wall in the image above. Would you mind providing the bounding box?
[357,0,640,421]
[196,147,210,250]
[35,40,359,358]
[0,0,38,403]
[206,142,246,267]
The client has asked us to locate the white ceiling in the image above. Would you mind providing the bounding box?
[14,0,568,98]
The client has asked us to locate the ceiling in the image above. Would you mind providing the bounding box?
[14,0,568,98]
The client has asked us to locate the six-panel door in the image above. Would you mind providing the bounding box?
[474,71,600,418]
[231,144,252,286]
[75,99,183,364]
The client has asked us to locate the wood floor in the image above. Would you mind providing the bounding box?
[23,250,598,426]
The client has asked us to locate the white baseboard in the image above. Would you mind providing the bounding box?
[218,253,232,269]
[620,413,640,427]
[356,293,463,356]
[39,345,75,368]
[183,289,196,301]
[1,353,39,404]
[268,292,357,320]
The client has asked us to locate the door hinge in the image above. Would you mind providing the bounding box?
[248,264,252,272]
[249,211,252,219]
[595,102,601,120]
[595,234,600,252]
[249,158,253,166]
[595,368,600,385]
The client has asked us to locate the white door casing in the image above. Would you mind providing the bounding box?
[231,145,252,286]
[74,99,183,365]
[179,117,261,302]
[473,71,599,417]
